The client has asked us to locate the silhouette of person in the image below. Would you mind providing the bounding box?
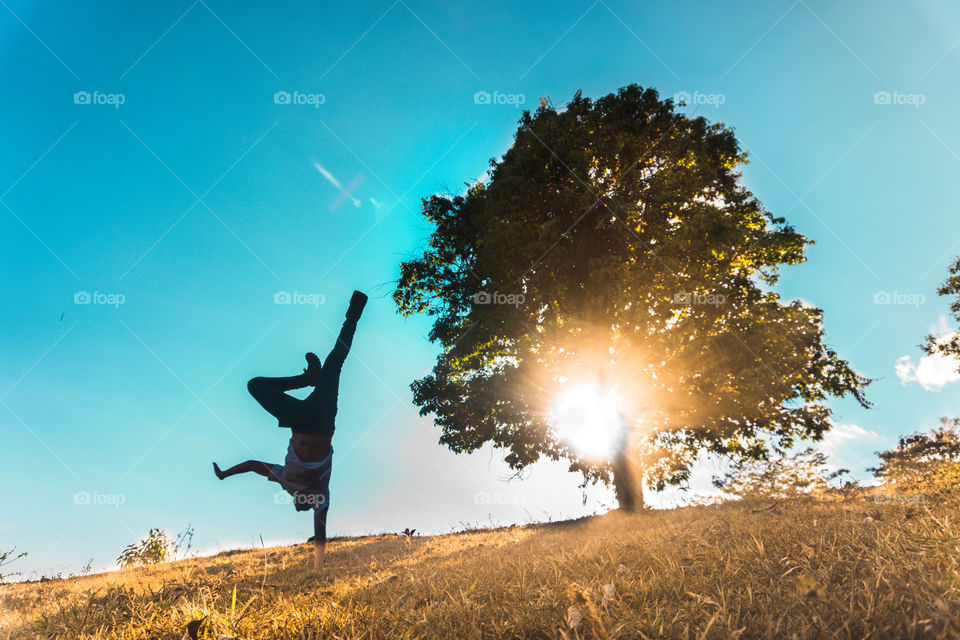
[213,290,368,569]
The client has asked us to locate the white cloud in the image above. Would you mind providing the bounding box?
[816,423,883,459]
[895,332,960,391]
[810,423,887,483]
[931,314,953,338]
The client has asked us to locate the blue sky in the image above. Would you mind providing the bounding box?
[3,0,960,579]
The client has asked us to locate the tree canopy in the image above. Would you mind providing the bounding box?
[394,84,870,505]
[870,417,960,493]
[924,256,960,363]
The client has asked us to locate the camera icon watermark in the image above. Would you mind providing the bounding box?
[674,90,725,108]
[74,490,126,508]
[273,291,325,307]
[273,90,325,108]
[73,90,126,108]
[873,290,925,307]
[74,291,125,307]
[873,90,925,108]
[472,291,525,307]
[473,90,526,108]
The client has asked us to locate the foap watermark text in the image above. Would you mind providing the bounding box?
[674,90,725,108]
[74,90,125,108]
[474,491,525,506]
[473,291,525,307]
[274,291,325,307]
[873,290,924,307]
[74,490,126,508]
[873,90,925,108]
[74,291,125,307]
[673,291,726,307]
[274,90,325,108]
[474,91,526,108]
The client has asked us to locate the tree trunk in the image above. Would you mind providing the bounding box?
[611,410,644,512]
[613,449,644,511]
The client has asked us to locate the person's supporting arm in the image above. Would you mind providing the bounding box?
[313,506,328,570]
[322,291,368,373]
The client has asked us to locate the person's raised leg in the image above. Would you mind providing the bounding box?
[303,291,367,409]
[213,460,279,481]
[320,291,367,377]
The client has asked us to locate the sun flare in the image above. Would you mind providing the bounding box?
[550,385,624,461]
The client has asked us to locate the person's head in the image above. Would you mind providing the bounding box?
[292,491,313,512]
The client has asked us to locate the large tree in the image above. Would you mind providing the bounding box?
[394,85,870,509]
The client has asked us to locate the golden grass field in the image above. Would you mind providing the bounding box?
[2,493,959,639]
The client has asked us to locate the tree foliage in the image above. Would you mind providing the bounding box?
[394,85,870,496]
[714,448,844,500]
[924,256,960,362]
[870,417,960,494]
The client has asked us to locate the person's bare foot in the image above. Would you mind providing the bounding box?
[213,462,225,480]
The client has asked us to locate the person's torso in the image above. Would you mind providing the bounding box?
[291,430,332,462]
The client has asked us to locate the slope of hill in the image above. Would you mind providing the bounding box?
[2,495,959,639]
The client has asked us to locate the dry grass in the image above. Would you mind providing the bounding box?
[3,494,960,639]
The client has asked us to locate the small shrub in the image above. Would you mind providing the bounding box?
[117,529,170,568]
[116,525,195,569]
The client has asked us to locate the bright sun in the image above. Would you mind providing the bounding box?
[551,384,623,461]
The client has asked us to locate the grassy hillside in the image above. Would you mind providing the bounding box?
[3,494,960,639]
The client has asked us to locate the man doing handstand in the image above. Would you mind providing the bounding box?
[213,290,368,569]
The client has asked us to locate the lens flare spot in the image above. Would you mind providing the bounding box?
[551,385,622,460]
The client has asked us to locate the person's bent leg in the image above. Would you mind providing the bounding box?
[213,460,279,481]
[247,374,311,423]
